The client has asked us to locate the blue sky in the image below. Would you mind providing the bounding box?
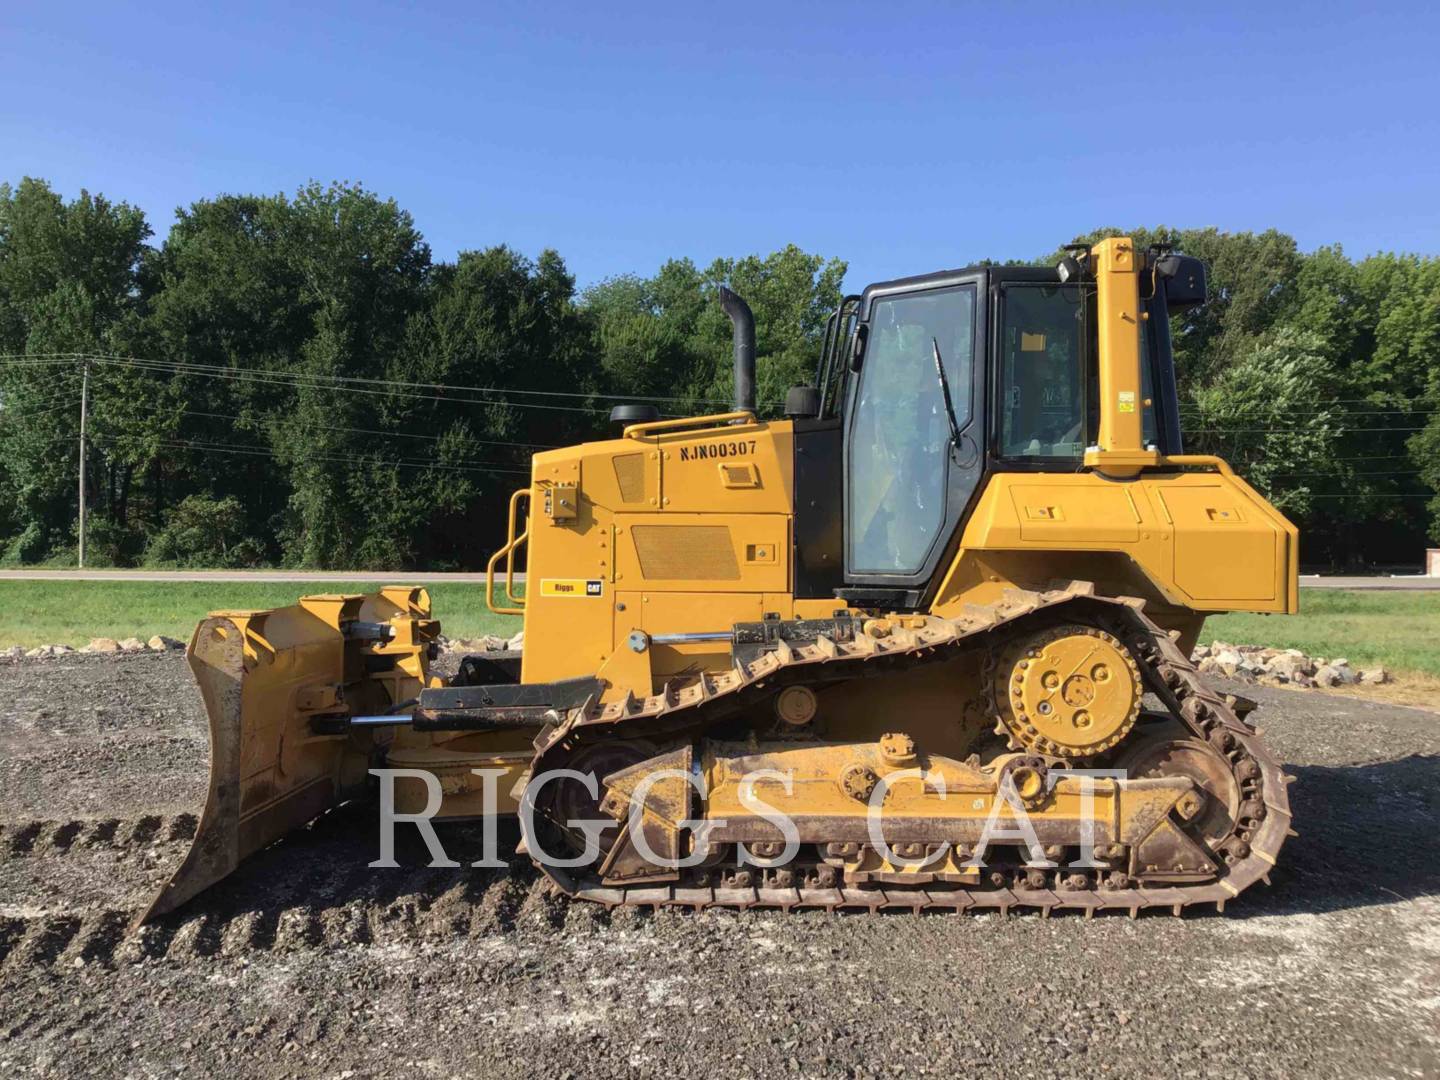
[4,1,1437,291]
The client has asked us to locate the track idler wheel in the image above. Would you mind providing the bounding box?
[991,624,1143,759]
[531,739,655,858]
[1117,735,1241,850]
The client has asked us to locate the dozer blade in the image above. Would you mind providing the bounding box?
[139,589,437,924]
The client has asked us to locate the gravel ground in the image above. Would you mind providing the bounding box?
[0,652,1437,1079]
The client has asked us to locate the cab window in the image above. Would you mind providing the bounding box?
[1139,316,1158,447]
[997,284,1089,459]
[847,284,975,574]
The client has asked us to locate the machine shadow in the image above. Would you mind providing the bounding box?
[152,804,530,936]
[1231,753,1440,919]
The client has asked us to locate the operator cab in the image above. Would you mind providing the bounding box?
[791,251,1202,606]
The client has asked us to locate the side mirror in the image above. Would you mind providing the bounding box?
[1155,254,1207,311]
[848,325,869,372]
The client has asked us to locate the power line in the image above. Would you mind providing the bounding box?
[89,435,532,478]
[11,354,618,417]
[90,357,616,415]
[87,429,532,474]
[0,388,82,411]
[114,404,556,452]
[177,408,556,450]
[1180,411,1430,419]
[149,433,530,472]
[0,396,86,420]
[14,423,536,476]
[1270,471,1429,478]
[15,396,83,420]
[1181,409,1426,415]
[4,351,774,411]
[5,389,548,454]
[4,354,1431,417]
[1186,408,1422,414]
[1187,426,1429,434]
[0,358,82,370]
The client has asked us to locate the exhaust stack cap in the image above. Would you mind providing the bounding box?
[610,403,660,426]
[784,384,821,418]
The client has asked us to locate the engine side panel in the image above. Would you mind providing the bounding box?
[520,418,805,691]
[931,470,1299,618]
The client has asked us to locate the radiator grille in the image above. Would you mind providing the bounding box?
[612,453,646,503]
[631,525,739,580]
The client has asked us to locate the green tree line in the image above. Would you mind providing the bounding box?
[0,177,1435,570]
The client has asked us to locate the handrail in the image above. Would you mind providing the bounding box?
[503,488,528,607]
[485,488,530,616]
[1084,448,1242,481]
[1157,453,1236,479]
[623,410,757,439]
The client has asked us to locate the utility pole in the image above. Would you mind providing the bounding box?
[78,358,90,568]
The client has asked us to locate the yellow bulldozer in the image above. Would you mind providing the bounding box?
[145,236,1297,921]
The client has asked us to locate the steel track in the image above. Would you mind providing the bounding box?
[533,583,1294,916]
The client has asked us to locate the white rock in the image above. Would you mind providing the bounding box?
[1360,666,1389,685]
[1213,649,1244,669]
[84,637,120,654]
[24,647,48,659]
[1265,653,1314,680]
[118,637,146,653]
[3,646,22,660]
[147,635,183,651]
[505,631,525,651]
[1313,665,1342,688]
[1191,644,1211,660]
[1330,662,1358,685]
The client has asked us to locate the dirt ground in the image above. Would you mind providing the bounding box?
[1,652,1437,1079]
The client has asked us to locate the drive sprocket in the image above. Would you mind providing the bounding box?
[991,623,1142,758]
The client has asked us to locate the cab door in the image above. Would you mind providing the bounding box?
[841,273,987,603]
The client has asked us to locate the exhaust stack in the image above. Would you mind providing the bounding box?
[718,286,756,414]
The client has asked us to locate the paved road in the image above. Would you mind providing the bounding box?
[1299,574,1440,590]
[2,569,1437,589]
[0,569,520,583]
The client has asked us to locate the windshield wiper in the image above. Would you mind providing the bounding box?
[931,337,964,447]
